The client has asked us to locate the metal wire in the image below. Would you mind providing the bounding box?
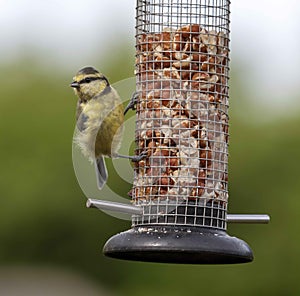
[132,0,231,230]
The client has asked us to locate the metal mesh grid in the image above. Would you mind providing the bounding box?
[132,0,230,230]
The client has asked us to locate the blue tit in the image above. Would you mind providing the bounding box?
[70,66,144,189]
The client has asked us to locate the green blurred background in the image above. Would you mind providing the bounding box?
[1,1,300,295]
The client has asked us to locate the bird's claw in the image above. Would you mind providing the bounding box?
[124,91,139,115]
[131,150,148,162]
[115,150,147,162]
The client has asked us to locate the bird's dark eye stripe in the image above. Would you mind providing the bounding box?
[78,77,101,84]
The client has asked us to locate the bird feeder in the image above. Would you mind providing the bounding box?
[87,0,270,264]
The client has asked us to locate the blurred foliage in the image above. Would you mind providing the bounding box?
[0,53,300,296]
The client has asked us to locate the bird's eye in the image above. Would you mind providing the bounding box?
[84,77,92,83]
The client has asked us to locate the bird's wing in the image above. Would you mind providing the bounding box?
[76,112,89,132]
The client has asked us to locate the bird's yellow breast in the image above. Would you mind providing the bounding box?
[75,87,124,159]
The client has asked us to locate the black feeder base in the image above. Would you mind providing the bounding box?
[103,226,253,264]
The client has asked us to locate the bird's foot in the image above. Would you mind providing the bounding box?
[130,150,148,162]
[124,91,139,115]
[116,150,147,162]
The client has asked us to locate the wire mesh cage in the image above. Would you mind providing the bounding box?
[132,0,230,230]
[102,0,261,264]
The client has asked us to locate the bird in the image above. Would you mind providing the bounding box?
[70,66,143,190]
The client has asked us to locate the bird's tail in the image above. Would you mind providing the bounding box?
[95,156,108,190]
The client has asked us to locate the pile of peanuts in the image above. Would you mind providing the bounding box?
[132,24,229,203]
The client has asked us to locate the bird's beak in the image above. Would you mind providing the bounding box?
[70,81,80,88]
